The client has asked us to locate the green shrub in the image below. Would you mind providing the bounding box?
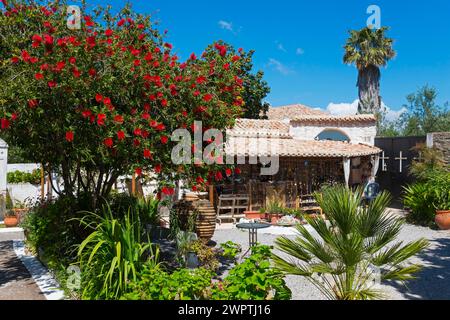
[5,189,13,210]
[7,170,41,184]
[429,171,450,211]
[188,240,219,271]
[264,199,284,214]
[122,244,291,300]
[21,195,92,263]
[213,245,291,300]
[105,193,161,226]
[403,183,435,226]
[219,241,242,261]
[123,267,214,300]
[77,207,159,300]
[403,170,450,226]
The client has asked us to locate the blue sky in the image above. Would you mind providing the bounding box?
[86,0,450,115]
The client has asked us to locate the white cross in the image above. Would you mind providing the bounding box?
[395,151,408,173]
[413,152,423,162]
[380,151,389,172]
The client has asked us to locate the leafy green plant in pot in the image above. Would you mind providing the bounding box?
[432,182,450,230]
[3,190,19,228]
[265,199,284,224]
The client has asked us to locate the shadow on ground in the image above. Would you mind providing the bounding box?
[0,241,32,286]
[388,238,450,300]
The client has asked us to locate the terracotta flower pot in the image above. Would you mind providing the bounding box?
[269,213,283,225]
[4,216,19,228]
[13,208,28,224]
[435,210,450,230]
[244,211,265,220]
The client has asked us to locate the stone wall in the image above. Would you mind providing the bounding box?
[427,132,450,167]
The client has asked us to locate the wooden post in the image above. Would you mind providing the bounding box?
[131,173,136,196]
[47,172,52,199]
[40,165,45,200]
[248,181,252,211]
[209,184,214,206]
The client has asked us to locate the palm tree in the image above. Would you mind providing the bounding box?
[272,185,428,300]
[343,27,396,114]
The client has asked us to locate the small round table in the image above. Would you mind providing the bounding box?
[236,222,271,248]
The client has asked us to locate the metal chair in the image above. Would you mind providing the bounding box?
[363,182,380,205]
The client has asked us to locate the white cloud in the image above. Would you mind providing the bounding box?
[277,43,287,52]
[325,99,359,115]
[218,20,233,32]
[267,58,295,75]
[384,106,407,122]
[296,48,305,55]
[324,99,406,122]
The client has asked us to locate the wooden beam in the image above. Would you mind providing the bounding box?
[248,181,252,211]
[209,184,214,206]
[131,173,136,196]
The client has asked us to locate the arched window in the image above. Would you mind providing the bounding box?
[315,129,350,142]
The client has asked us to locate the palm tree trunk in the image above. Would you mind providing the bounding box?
[357,65,381,114]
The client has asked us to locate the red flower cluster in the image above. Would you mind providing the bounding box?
[3,3,244,194]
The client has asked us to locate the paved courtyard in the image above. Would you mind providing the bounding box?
[0,241,45,300]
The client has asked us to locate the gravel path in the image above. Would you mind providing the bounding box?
[212,223,450,300]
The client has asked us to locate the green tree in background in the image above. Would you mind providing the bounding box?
[378,86,450,137]
[400,86,450,136]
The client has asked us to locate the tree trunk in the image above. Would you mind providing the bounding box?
[357,65,381,114]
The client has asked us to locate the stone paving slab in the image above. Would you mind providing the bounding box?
[0,241,45,300]
[0,227,25,242]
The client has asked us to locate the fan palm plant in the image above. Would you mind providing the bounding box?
[272,185,428,300]
[343,27,396,114]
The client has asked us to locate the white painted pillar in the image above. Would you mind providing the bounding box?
[0,139,8,194]
[343,157,351,186]
[0,139,8,220]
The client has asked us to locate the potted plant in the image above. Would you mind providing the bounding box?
[12,200,28,224]
[433,188,450,230]
[244,209,266,220]
[176,230,199,268]
[4,190,18,228]
[265,199,284,224]
[4,211,19,228]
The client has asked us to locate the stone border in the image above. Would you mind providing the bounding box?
[13,240,65,300]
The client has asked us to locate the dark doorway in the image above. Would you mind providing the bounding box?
[375,136,426,204]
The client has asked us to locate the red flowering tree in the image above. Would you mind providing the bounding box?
[0,0,244,203]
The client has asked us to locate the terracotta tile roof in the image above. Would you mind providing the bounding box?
[266,104,327,120]
[291,114,377,125]
[226,137,381,158]
[227,119,291,138]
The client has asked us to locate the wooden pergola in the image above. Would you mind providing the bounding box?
[209,155,374,211]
